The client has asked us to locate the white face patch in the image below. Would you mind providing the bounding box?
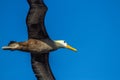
[55,40,67,47]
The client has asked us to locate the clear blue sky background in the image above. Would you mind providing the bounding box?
[0,0,120,80]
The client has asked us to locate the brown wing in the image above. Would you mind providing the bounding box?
[27,0,50,39]
[26,0,55,80]
[31,53,55,80]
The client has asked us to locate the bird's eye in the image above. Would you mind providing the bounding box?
[64,41,66,43]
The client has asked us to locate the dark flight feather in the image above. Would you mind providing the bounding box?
[26,0,55,80]
[27,0,50,39]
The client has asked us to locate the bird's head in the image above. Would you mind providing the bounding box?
[54,40,77,52]
[2,41,21,50]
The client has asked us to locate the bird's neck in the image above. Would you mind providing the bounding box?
[54,42,64,49]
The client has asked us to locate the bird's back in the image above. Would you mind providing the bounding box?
[26,39,57,53]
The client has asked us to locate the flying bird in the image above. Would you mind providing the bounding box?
[2,0,77,80]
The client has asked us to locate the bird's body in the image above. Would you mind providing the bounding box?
[25,39,57,53]
[2,0,77,80]
[2,39,76,53]
[18,39,57,53]
[2,39,77,80]
[2,38,58,53]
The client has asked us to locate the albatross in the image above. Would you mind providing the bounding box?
[2,0,77,80]
[2,39,77,53]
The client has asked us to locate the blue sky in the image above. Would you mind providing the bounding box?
[0,0,120,80]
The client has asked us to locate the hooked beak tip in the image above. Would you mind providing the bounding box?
[66,45,78,52]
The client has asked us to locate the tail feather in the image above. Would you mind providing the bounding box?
[8,41,16,45]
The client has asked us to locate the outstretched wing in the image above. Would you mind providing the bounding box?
[31,53,55,80]
[27,0,50,39]
[26,0,54,80]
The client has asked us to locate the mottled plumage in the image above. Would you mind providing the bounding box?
[2,0,77,80]
[27,0,55,79]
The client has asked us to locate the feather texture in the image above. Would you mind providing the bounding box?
[26,0,55,80]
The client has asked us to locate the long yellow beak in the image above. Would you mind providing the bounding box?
[66,45,77,52]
